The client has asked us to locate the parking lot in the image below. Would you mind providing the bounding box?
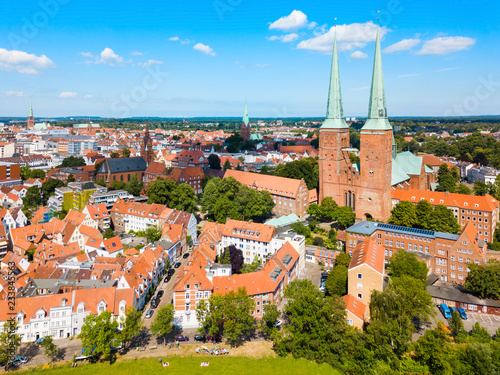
[434,307,500,335]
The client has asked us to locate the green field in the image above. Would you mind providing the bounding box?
[16,356,339,375]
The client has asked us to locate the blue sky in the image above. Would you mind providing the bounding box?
[0,0,499,118]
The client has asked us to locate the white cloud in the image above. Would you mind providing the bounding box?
[139,59,164,67]
[383,38,421,53]
[80,51,94,58]
[434,67,458,72]
[131,51,143,56]
[255,64,271,68]
[397,73,422,78]
[269,10,309,31]
[99,48,124,66]
[193,43,215,56]
[169,36,180,41]
[5,91,27,97]
[0,48,54,74]
[267,33,298,43]
[84,94,93,99]
[59,91,77,98]
[297,21,389,53]
[180,39,192,45]
[416,36,475,55]
[351,51,368,59]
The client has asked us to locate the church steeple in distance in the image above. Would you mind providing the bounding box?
[242,102,249,126]
[241,102,250,141]
[321,25,348,129]
[27,100,35,130]
[361,25,392,131]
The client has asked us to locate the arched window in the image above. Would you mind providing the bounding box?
[128,174,131,182]
[352,193,356,211]
[120,175,124,181]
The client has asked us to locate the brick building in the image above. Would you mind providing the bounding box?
[143,161,168,186]
[165,166,204,194]
[171,150,208,170]
[345,221,486,284]
[318,29,432,222]
[241,103,250,141]
[96,157,147,186]
[224,169,310,217]
[391,189,499,244]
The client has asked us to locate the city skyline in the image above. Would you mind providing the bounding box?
[0,0,499,118]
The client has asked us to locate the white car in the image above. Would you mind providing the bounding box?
[275,319,283,328]
[145,309,154,319]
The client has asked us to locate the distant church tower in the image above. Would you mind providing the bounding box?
[141,122,154,166]
[319,26,393,221]
[27,101,35,130]
[241,103,250,141]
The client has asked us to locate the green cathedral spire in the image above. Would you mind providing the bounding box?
[29,100,33,117]
[321,30,348,129]
[361,26,392,131]
[242,103,249,126]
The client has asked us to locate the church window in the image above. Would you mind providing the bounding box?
[369,170,374,177]
[120,175,123,181]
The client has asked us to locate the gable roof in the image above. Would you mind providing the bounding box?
[349,238,384,275]
[100,157,147,174]
[342,294,366,322]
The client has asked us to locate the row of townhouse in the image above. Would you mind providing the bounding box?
[172,241,300,328]
[0,286,134,343]
[391,189,499,244]
[345,220,486,284]
[110,199,197,241]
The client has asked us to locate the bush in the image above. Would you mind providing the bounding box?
[313,237,324,246]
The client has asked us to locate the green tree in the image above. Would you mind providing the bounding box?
[260,303,280,337]
[23,185,40,208]
[427,205,461,234]
[103,228,115,239]
[275,157,319,190]
[460,343,497,375]
[150,304,174,346]
[290,222,311,237]
[449,310,468,343]
[388,201,418,227]
[416,199,433,230]
[335,206,356,229]
[79,311,118,361]
[223,159,232,170]
[122,148,131,158]
[66,174,75,183]
[169,183,198,213]
[57,156,86,168]
[436,174,457,193]
[110,151,120,158]
[109,180,126,190]
[146,178,178,205]
[470,322,493,344]
[457,183,473,195]
[388,250,428,281]
[208,154,221,170]
[274,279,349,368]
[118,308,142,349]
[31,169,46,179]
[465,261,500,299]
[145,226,162,242]
[412,326,453,375]
[40,335,58,362]
[0,320,21,365]
[21,165,31,180]
[473,181,488,196]
[325,263,348,296]
[125,174,144,196]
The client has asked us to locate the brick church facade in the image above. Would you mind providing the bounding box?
[319,28,432,222]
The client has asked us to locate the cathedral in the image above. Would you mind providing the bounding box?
[241,103,251,141]
[318,27,433,222]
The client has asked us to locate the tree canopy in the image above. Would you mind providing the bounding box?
[208,154,221,170]
[146,178,198,213]
[465,260,500,300]
[79,311,118,361]
[57,156,86,168]
[274,157,319,190]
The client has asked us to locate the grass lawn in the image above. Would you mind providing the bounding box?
[15,356,340,375]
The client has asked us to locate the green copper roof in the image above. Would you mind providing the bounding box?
[321,31,348,129]
[395,151,423,176]
[361,27,392,131]
[242,103,249,126]
[29,100,33,117]
[392,158,410,186]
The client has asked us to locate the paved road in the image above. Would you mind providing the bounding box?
[433,306,500,335]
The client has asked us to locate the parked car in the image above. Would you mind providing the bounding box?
[168,269,175,276]
[439,303,452,319]
[449,306,458,315]
[207,334,222,342]
[150,297,158,308]
[36,337,44,344]
[12,357,28,364]
[145,309,154,319]
[175,335,189,342]
[275,319,283,328]
[194,334,206,342]
[457,307,468,320]
[157,290,164,298]
[183,253,190,259]
[174,262,182,268]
